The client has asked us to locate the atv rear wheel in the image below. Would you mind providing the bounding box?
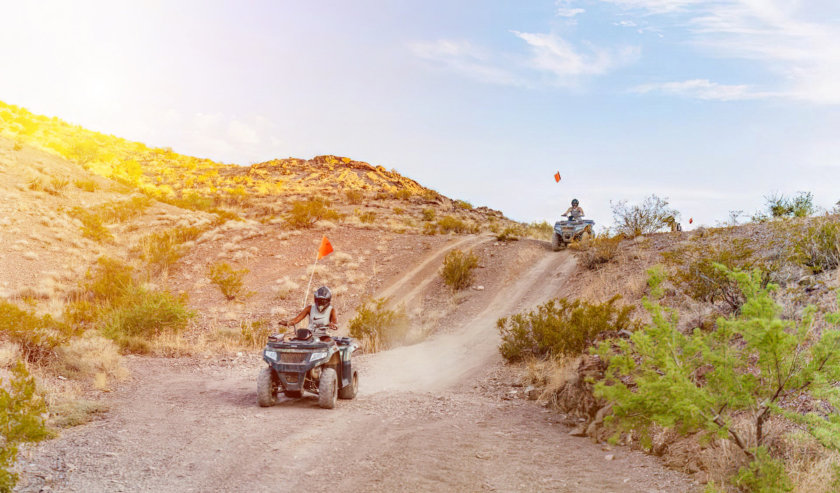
[318,368,338,409]
[551,232,562,251]
[257,367,279,407]
[338,369,358,400]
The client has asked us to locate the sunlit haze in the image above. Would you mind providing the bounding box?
[2,0,838,227]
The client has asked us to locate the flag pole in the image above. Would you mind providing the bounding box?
[302,253,319,310]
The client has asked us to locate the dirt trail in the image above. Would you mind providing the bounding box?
[18,244,696,493]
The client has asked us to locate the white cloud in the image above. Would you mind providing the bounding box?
[593,0,840,104]
[631,78,778,101]
[408,39,523,86]
[556,8,586,17]
[513,31,639,83]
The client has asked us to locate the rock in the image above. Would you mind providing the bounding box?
[474,285,485,291]
[593,404,612,425]
[525,386,540,400]
[569,424,587,437]
[604,454,615,461]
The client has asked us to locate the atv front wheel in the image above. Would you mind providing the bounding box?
[318,368,338,409]
[551,232,562,251]
[257,367,279,407]
[338,369,358,400]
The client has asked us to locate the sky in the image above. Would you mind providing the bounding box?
[1,0,838,228]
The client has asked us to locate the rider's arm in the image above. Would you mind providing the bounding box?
[282,306,311,326]
[578,207,585,216]
[329,308,337,329]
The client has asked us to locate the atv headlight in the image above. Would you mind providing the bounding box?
[310,351,328,362]
[264,350,277,361]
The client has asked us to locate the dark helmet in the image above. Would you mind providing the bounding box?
[314,286,332,311]
[571,198,579,207]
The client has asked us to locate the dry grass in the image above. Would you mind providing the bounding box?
[52,333,129,388]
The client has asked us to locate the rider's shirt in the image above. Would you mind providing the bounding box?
[563,206,585,217]
[308,303,333,332]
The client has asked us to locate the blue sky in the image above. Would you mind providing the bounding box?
[1,0,838,227]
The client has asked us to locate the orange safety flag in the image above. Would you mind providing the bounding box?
[689,218,694,224]
[317,235,334,260]
[554,172,561,183]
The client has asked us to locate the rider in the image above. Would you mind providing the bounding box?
[279,286,338,340]
[563,199,584,219]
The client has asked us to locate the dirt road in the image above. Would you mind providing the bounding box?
[18,246,695,492]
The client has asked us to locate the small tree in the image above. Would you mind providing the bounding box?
[595,266,840,464]
[610,195,678,238]
[1,361,49,492]
[764,191,816,218]
[208,262,249,300]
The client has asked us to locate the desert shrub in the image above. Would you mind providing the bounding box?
[421,208,436,221]
[67,207,113,243]
[393,188,413,201]
[498,295,637,362]
[74,179,98,192]
[12,140,23,151]
[611,194,679,238]
[46,177,70,195]
[393,207,405,215]
[239,320,271,349]
[0,361,49,492]
[663,238,758,310]
[0,301,72,364]
[495,226,521,242]
[345,189,364,205]
[28,177,44,191]
[454,199,473,210]
[793,218,840,273]
[524,221,553,240]
[347,297,409,353]
[578,233,622,270]
[594,267,840,473]
[731,446,792,492]
[81,257,134,304]
[357,210,376,224]
[765,191,816,218]
[437,215,470,234]
[93,196,151,223]
[136,225,204,274]
[53,333,126,386]
[208,262,249,300]
[422,222,437,235]
[285,198,339,229]
[100,286,193,352]
[440,249,479,291]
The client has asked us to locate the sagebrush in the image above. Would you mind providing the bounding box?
[440,249,479,291]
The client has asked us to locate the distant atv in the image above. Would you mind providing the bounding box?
[552,215,595,251]
[258,326,360,409]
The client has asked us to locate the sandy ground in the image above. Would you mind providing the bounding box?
[16,242,697,493]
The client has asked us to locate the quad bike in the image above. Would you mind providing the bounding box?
[552,215,595,251]
[257,325,360,409]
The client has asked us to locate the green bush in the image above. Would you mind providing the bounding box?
[136,225,205,274]
[285,198,339,229]
[357,210,376,224]
[239,320,271,349]
[594,266,840,466]
[208,262,249,300]
[731,446,792,493]
[498,295,637,362]
[577,233,622,270]
[0,301,72,364]
[495,226,521,242]
[440,249,479,291]
[421,208,436,221]
[345,189,364,205]
[0,361,49,492]
[454,199,473,210]
[422,222,437,235]
[611,194,679,238]
[765,191,815,218]
[437,215,473,234]
[793,218,840,273]
[663,238,759,310]
[68,207,113,243]
[74,179,98,192]
[393,188,413,201]
[100,286,193,351]
[347,297,408,353]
